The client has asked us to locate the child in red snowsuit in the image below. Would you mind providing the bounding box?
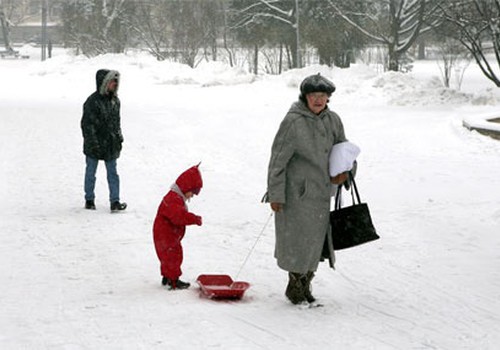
[153,165,203,290]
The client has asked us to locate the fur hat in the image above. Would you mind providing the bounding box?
[300,73,336,96]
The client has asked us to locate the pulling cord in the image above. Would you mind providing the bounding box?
[235,212,274,280]
[337,269,361,289]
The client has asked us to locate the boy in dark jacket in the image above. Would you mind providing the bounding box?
[153,165,203,290]
[81,69,126,212]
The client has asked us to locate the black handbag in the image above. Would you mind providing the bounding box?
[330,172,379,250]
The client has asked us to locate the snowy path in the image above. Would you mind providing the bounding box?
[1,55,500,349]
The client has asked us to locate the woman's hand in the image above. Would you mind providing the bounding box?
[331,172,348,185]
[270,202,283,212]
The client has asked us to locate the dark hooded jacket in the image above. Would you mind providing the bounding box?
[81,69,123,160]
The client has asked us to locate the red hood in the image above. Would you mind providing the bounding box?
[175,165,203,195]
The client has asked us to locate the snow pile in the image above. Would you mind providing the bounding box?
[372,71,478,106]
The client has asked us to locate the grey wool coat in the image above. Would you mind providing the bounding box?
[267,101,347,273]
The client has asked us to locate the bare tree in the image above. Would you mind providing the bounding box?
[441,0,500,87]
[434,37,471,88]
[231,0,302,69]
[201,1,224,62]
[301,1,367,68]
[327,0,441,71]
[0,3,14,52]
[60,0,134,57]
[126,0,170,61]
[221,0,236,67]
[161,0,222,68]
[0,0,33,53]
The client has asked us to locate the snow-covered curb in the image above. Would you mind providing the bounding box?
[463,113,500,139]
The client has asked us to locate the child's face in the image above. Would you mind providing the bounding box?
[185,191,194,199]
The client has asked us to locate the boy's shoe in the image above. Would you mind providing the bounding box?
[174,279,191,290]
[110,201,127,212]
[162,277,190,290]
[85,200,96,210]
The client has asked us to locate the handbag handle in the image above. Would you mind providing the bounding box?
[334,171,362,210]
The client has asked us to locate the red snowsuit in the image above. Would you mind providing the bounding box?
[153,165,203,281]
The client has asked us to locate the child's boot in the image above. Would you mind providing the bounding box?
[162,277,190,290]
[174,279,190,289]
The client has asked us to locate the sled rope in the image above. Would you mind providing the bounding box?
[337,269,360,289]
[235,212,273,280]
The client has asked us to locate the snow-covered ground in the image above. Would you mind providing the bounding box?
[1,46,500,349]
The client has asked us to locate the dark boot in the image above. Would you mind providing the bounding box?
[285,272,307,304]
[85,200,96,210]
[174,279,190,290]
[302,271,316,303]
[110,201,127,212]
[163,277,190,290]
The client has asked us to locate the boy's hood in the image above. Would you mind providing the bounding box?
[175,165,203,195]
[96,69,120,96]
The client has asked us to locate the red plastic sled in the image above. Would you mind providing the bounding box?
[196,274,250,300]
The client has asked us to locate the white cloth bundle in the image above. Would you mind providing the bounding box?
[329,141,360,177]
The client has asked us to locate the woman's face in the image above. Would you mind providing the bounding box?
[306,92,329,114]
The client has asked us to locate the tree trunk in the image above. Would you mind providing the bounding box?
[285,45,293,70]
[418,41,426,60]
[290,39,298,68]
[279,43,283,74]
[388,44,399,71]
[0,7,13,52]
[223,34,234,67]
[253,44,259,75]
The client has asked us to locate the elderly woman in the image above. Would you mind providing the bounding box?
[266,74,349,305]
